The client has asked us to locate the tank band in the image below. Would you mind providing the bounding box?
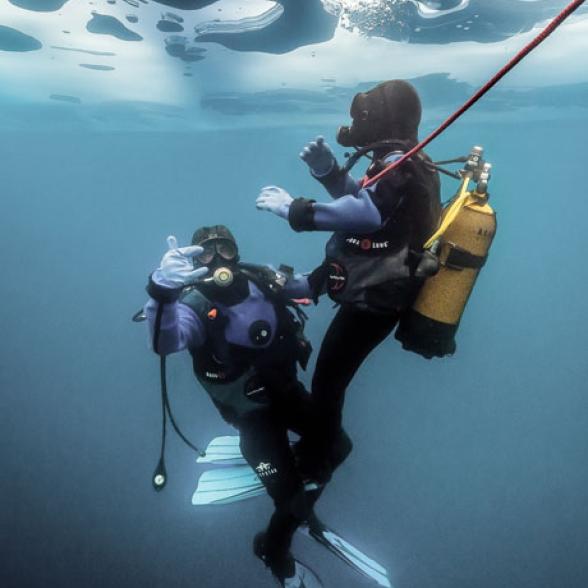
[445,245,487,270]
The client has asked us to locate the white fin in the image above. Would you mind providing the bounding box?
[192,465,264,505]
[196,435,247,465]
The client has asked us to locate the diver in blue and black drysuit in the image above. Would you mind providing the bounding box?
[257,80,442,482]
[144,225,330,586]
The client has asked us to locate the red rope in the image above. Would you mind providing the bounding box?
[363,0,586,189]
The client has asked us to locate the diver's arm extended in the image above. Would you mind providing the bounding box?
[300,136,361,199]
[311,165,362,199]
[281,272,312,299]
[261,263,314,299]
[303,152,408,229]
[314,151,406,199]
[302,188,382,233]
[257,153,405,233]
[257,185,384,234]
[145,279,206,355]
[144,235,209,355]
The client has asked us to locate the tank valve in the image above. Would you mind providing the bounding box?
[476,163,492,195]
[465,146,484,173]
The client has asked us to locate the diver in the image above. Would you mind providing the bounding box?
[256,80,442,482]
[143,225,323,587]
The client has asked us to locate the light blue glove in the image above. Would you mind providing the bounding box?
[299,135,336,177]
[256,186,293,220]
[152,235,209,288]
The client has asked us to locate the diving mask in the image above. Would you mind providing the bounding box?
[196,238,238,265]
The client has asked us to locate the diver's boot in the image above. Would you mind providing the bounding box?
[253,532,296,585]
[254,532,324,587]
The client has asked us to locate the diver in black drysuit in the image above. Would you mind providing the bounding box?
[144,225,330,585]
[257,80,442,481]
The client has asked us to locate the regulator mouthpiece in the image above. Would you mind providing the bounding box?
[213,267,234,287]
[336,125,355,147]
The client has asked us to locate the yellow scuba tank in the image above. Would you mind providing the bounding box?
[395,146,496,358]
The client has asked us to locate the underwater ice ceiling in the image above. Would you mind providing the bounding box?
[328,0,581,43]
[0,0,587,126]
[8,0,69,11]
[0,24,42,51]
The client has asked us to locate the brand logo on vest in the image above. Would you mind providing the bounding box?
[205,371,226,380]
[327,262,347,293]
[255,462,278,478]
[346,237,390,250]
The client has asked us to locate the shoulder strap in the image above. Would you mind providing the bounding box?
[239,262,309,328]
[238,262,287,297]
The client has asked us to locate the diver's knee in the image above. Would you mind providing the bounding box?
[332,428,353,466]
[274,485,316,522]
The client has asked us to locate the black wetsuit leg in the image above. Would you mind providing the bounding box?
[238,411,309,568]
[274,380,313,438]
[257,356,312,438]
[303,306,400,477]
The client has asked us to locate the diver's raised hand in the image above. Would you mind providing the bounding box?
[256,186,293,220]
[299,136,336,177]
[153,235,209,288]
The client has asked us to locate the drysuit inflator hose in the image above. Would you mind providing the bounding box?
[151,301,205,492]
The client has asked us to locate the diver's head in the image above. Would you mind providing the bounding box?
[337,80,422,148]
[192,225,239,288]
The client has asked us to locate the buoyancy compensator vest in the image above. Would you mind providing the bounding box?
[395,146,496,358]
[133,263,312,490]
[317,142,442,313]
[180,263,312,423]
